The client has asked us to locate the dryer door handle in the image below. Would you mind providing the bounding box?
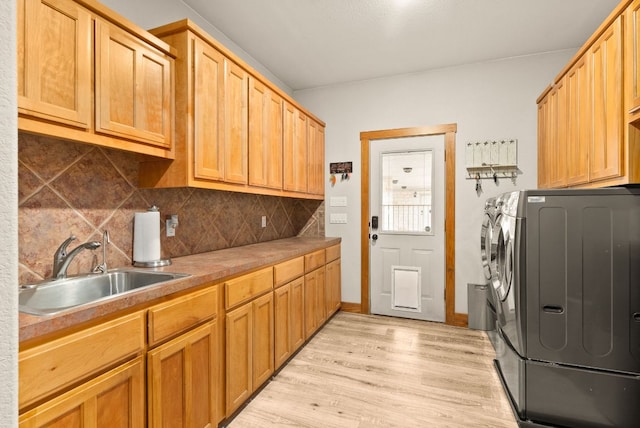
[542,305,564,314]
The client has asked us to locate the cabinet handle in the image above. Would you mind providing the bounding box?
[629,105,640,115]
[633,312,640,322]
[542,305,564,314]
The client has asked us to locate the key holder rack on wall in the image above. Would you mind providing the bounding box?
[330,161,352,186]
[465,139,520,194]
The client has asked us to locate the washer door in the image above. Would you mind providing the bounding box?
[480,213,496,281]
[494,215,513,303]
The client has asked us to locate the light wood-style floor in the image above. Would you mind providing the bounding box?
[227,312,518,427]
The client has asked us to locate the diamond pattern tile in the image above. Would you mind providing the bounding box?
[18,162,43,204]
[17,134,324,283]
[19,133,91,182]
[50,149,135,228]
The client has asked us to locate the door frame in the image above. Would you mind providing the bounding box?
[360,124,467,327]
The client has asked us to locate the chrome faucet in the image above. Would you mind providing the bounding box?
[52,235,101,279]
[93,230,110,274]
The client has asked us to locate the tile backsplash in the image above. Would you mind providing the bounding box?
[18,133,324,284]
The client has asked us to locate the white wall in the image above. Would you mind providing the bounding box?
[0,0,18,426]
[294,51,574,313]
[99,0,292,95]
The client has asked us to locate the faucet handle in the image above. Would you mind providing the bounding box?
[55,235,77,259]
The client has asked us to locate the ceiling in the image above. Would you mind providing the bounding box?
[182,0,619,91]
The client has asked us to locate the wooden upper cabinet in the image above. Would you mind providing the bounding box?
[549,78,568,188]
[566,56,591,186]
[627,0,640,114]
[193,37,225,181]
[308,119,325,196]
[249,77,284,189]
[537,92,550,189]
[284,102,308,193]
[141,19,325,198]
[224,60,249,184]
[95,19,173,149]
[17,0,175,158]
[17,0,92,128]
[590,15,624,182]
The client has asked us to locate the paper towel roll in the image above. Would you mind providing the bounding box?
[133,210,161,262]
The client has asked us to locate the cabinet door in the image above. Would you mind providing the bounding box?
[308,119,325,195]
[326,258,342,316]
[566,56,591,186]
[283,102,308,192]
[537,95,550,189]
[95,20,173,149]
[549,79,568,188]
[627,0,640,113]
[252,292,274,388]
[289,276,306,352]
[304,269,318,339]
[224,59,249,184]
[19,357,145,428]
[274,283,292,369]
[315,266,327,327]
[147,322,217,428]
[591,16,624,181]
[248,77,283,189]
[226,303,252,416]
[193,38,225,181]
[17,0,92,128]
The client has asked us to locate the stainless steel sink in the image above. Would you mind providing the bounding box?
[19,269,189,316]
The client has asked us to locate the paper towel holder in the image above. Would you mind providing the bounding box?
[133,206,172,268]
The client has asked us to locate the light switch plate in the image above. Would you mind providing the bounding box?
[330,196,347,207]
[330,213,348,224]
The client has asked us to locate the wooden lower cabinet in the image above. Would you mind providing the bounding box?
[290,276,306,352]
[147,321,217,428]
[274,282,292,368]
[226,292,274,416]
[326,258,342,316]
[304,267,325,339]
[274,276,306,369]
[19,357,145,428]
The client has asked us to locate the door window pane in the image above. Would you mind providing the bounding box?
[381,151,433,233]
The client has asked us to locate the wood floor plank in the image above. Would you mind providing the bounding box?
[228,312,517,427]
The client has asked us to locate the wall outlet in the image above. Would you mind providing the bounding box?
[261,215,267,228]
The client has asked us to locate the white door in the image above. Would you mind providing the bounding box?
[369,135,445,322]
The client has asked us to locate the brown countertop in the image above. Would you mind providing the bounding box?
[19,236,340,344]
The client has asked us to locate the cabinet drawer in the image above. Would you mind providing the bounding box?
[325,244,341,262]
[19,311,145,410]
[305,250,325,273]
[273,256,304,288]
[225,267,273,310]
[148,286,218,347]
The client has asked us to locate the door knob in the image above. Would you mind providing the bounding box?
[371,234,378,241]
